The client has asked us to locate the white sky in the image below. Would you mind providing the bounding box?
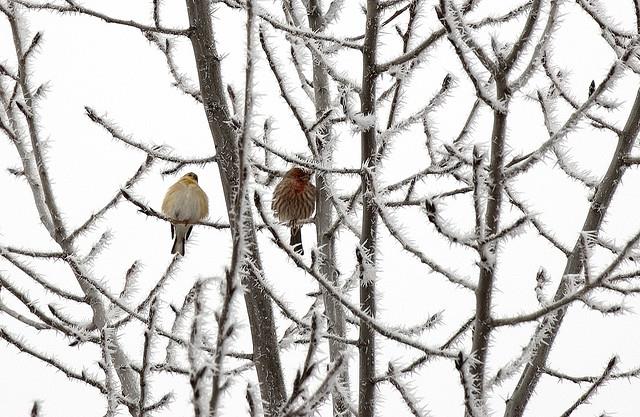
[2,0,640,416]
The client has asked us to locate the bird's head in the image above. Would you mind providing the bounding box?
[184,172,199,183]
[285,167,312,182]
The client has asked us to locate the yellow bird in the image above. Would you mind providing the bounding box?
[161,172,209,256]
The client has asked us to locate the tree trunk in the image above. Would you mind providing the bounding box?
[470,74,508,397]
[306,1,351,416]
[184,1,286,415]
[359,2,379,417]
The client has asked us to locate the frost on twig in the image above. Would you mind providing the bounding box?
[3,1,640,415]
[455,352,487,417]
[387,364,432,417]
[558,356,617,417]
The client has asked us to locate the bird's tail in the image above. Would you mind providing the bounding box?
[171,224,192,256]
[290,225,304,255]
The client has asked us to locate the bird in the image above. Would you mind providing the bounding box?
[272,167,316,255]
[161,172,209,256]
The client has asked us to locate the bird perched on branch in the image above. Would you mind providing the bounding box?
[161,172,209,256]
[272,167,316,255]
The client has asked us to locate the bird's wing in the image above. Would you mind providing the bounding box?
[272,181,284,211]
[196,185,209,219]
[161,181,185,217]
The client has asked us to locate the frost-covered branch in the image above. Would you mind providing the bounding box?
[1,252,85,302]
[138,297,159,417]
[388,364,431,417]
[252,137,361,174]
[507,46,636,177]
[377,1,533,72]
[377,203,476,290]
[8,0,190,36]
[0,327,116,398]
[85,107,217,166]
[254,191,458,359]
[506,83,640,416]
[253,3,362,50]
[541,55,622,135]
[67,155,156,242]
[557,357,617,417]
[145,33,203,102]
[120,189,230,229]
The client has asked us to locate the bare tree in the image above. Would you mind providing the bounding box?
[2,0,640,416]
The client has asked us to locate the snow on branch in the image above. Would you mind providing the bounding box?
[8,0,190,36]
[110,256,182,332]
[375,317,474,384]
[479,215,530,246]
[0,271,92,339]
[300,38,362,93]
[100,328,118,416]
[379,74,454,144]
[250,265,311,332]
[506,44,636,177]
[388,366,432,417]
[188,280,209,417]
[85,107,217,166]
[1,251,85,302]
[377,1,534,72]
[381,162,463,193]
[487,318,555,389]
[252,136,361,174]
[0,326,118,399]
[508,0,558,91]
[376,195,477,290]
[438,0,497,74]
[288,44,315,101]
[278,314,323,415]
[455,352,487,417]
[67,155,156,242]
[208,271,240,416]
[254,190,459,357]
[544,359,640,384]
[120,188,231,230]
[251,3,362,50]
[138,297,160,416]
[575,0,635,40]
[502,0,544,71]
[504,184,572,256]
[492,227,640,327]
[557,357,617,417]
[541,55,622,136]
[0,300,48,330]
[436,3,504,112]
[245,382,262,417]
[285,356,347,417]
[145,34,202,102]
[259,25,318,155]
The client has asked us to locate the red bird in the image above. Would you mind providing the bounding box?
[272,167,316,255]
